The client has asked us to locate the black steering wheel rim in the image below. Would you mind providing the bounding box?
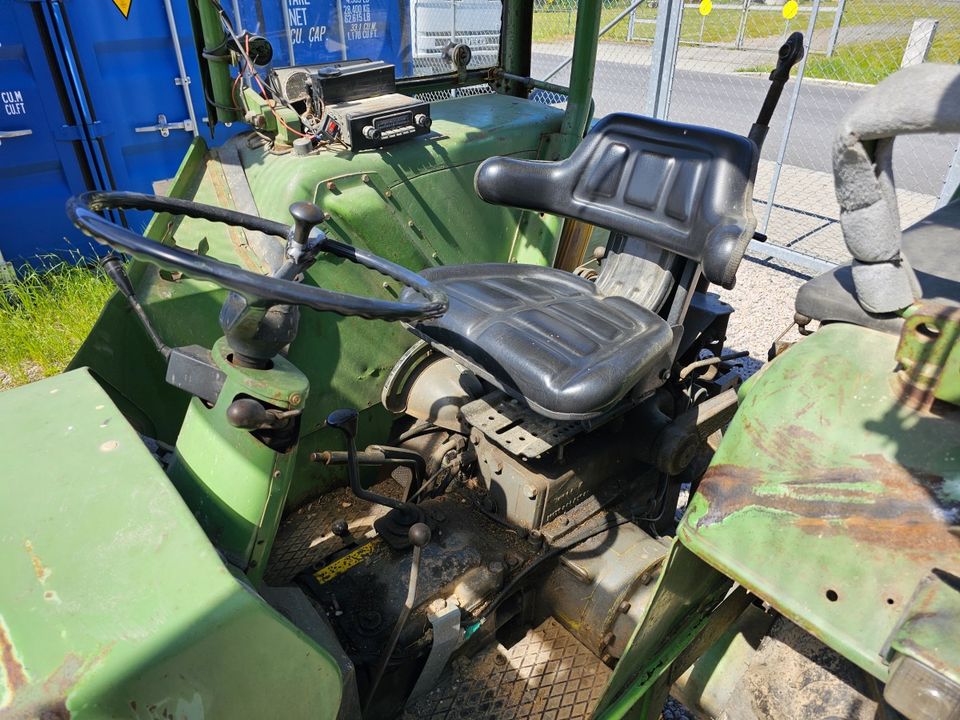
[66,191,448,322]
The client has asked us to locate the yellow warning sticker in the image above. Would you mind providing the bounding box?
[782,0,799,19]
[112,0,131,18]
[313,540,378,584]
[698,0,712,16]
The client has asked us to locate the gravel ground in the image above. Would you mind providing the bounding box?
[716,255,812,377]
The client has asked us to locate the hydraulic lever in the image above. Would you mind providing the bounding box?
[748,31,805,152]
[364,522,432,715]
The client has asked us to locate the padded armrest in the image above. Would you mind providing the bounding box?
[474,114,758,289]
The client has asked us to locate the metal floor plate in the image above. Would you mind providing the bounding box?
[407,618,611,719]
[264,478,404,585]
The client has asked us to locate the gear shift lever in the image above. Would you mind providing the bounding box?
[326,408,425,549]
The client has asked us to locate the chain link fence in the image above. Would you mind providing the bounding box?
[530,0,960,271]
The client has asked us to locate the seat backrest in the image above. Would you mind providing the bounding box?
[474,113,758,290]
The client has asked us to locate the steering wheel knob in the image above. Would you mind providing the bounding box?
[289,201,326,247]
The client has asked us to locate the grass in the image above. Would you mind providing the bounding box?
[804,30,960,83]
[0,259,113,389]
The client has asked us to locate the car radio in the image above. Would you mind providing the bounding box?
[306,60,432,151]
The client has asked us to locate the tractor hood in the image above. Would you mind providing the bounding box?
[0,368,341,718]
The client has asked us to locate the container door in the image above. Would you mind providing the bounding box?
[55,0,204,198]
[0,0,98,264]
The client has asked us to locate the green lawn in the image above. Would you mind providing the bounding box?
[0,260,112,388]
[804,30,960,83]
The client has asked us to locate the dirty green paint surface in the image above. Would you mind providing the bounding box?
[0,369,341,718]
[680,322,960,682]
[166,338,308,585]
[70,94,564,509]
[595,542,735,719]
[889,571,960,685]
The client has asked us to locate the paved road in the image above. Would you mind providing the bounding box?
[532,52,958,196]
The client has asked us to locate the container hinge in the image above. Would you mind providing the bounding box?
[135,113,195,138]
[54,121,108,142]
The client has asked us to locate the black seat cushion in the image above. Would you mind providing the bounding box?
[403,264,675,420]
[795,201,960,332]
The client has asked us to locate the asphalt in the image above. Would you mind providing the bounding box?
[531,50,958,196]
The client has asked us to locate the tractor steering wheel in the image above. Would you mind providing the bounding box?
[66,191,448,322]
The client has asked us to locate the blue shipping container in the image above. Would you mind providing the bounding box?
[0,0,414,267]
[234,0,411,73]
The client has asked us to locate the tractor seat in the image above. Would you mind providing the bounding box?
[795,201,960,332]
[403,113,758,421]
[405,263,675,420]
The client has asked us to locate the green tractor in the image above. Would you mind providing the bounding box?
[1,2,957,718]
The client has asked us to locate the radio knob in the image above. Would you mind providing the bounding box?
[362,125,381,140]
[414,114,432,130]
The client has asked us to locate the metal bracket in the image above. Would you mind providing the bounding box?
[461,391,583,459]
[406,601,463,706]
[135,113,195,138]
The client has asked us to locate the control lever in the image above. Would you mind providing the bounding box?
[225,397,300,430]
[325,409,426,549]
[364,522,431,714]
[100,254,170,359]
[748,31,805,152]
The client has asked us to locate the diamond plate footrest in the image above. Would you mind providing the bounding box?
[406,617,610,719]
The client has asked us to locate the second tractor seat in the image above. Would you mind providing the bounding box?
[795,200,960,333]
[402,114,758,420]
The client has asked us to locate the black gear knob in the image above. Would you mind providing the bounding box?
[408,522,431,548]
[289,201,325,248]
[326,408,359,440]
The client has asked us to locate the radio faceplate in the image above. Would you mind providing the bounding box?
[319,93,432,151]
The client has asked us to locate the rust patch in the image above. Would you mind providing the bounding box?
[24,541,52,584]
[738,419,836,475]
[1,617,28,694]
[1,636,111,720]
[696,455,960,564]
